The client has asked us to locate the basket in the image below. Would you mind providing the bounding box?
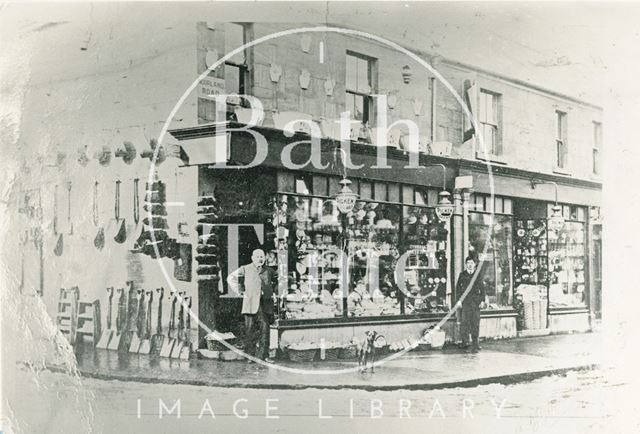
[206,339,235,351]
[318,347,340,361]
[338,345,358,359]
[287,348,318,363]
[373,345,389,356]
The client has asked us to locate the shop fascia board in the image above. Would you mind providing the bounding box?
[457,159,602,207]
[169,122,458,189]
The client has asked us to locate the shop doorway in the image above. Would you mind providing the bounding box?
[592,224,602,319]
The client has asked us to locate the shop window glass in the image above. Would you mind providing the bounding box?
[388,183,400,203]
[414,189,426,205]
[402,186,414,204]
[485,196,494,214]
[359,181,372,200]
[328,177,341,196]
[427,189,439,207]
[277,172,295,192]
[474,194,485,212]
[374,182,387,202]
[277,194,343,320]
[346,202,402,317]
[468,213,513,309]
[503,198,513,215]
[401,206,450,314]
[548,221,587,308]
[313,175,328,197]
[494,197,503,214]
[277,194,403,320]
[295,174,312,195]
[513,218,549,288]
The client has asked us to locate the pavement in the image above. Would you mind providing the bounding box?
[66,332,603,391]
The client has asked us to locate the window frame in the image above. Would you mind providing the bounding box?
[345,51,376,126]
[592,121,602,175]
[478,89,502,156]
[555,110,568,170]
[224,23,251,108]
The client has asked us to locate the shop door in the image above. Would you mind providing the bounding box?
[592,225,602,319]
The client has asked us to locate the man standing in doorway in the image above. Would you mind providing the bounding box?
[455,256,488,352]
[227,249,275,363]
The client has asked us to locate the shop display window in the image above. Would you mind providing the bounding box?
[401,206,449,314]
[513,218,548,287]
[273,175,453,321]
[469,213,514,309]
[346,201,401,317]
[274,194,343,320]
[548,220,587,308]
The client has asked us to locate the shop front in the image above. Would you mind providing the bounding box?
[460,161,602,335]
[170,124,601,354]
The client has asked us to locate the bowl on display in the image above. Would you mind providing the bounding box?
[517,229,526,237]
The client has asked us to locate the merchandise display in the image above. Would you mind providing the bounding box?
[513,219,548,286]
[274,193,450,320]
[468,213,514,308]
[548,221,587,307]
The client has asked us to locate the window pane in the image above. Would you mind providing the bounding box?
[490,93,498,125]
[347,203,402,317]
[414,189,426,205]
[374,182,387,202]
[494,197,503,214]
[328,177,341,196]
[577,207,586,222]
[402,186,414,204]
[346,54,358,91]
[403,206,450,312]
[354,95,365,121]
[295,175,311,195]
[474,194,485,212]
[388,183,400,202]
[357,57,370,93]
[485,196,494,214]
[468,213,513,308]
[225,64,241,95]
[225,23,245,64]
[359,181,372,200]
[427,189,439,207]
[277,172,295,192]
[313,175,328,196]
[548,221,587,308]
[479,92,487,123]
[503,198,512,215]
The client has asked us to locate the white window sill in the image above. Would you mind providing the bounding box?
[475,152,507,165]
[552,167,572,176]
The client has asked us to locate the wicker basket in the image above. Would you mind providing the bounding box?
[338,345,358,359]
[287,348,318,363]
[318,348,340,361]
[206,339,236,351]
[374,345,389,356]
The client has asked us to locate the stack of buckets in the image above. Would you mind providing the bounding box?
[519,285,548,330]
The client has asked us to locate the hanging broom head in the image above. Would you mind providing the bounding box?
[114,141,137,164]
[77,146,90,166]
[94,145,112,166]
[140,138,166,165]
